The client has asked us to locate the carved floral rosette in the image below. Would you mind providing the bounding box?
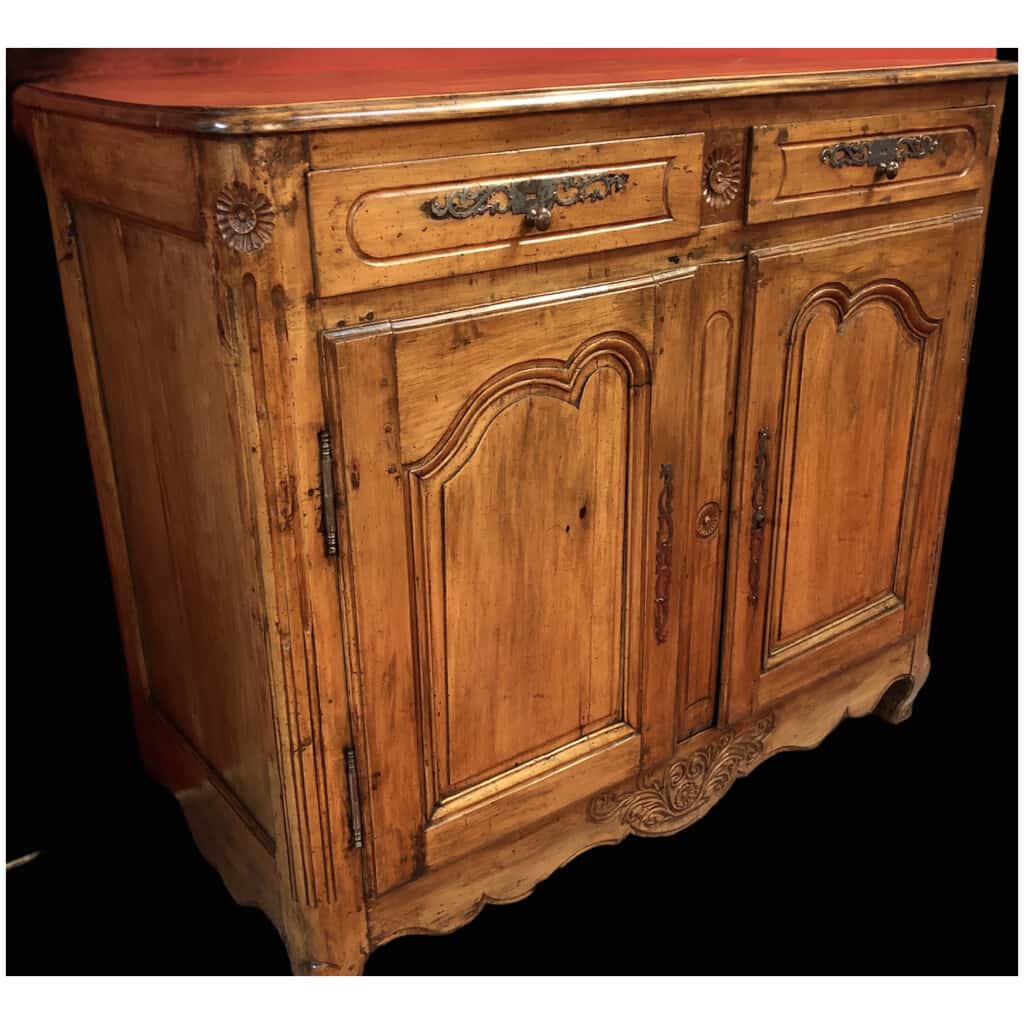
[215,181,275,253]
[702,147,743,209]
[589,711,776,835]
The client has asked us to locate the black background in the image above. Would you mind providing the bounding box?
[6,52,1017,976]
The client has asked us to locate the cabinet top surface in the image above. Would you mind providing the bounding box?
[14,48,1010,135]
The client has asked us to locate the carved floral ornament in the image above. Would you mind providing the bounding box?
[702,147,743,208]
[589,711,776,835]
[215,181,275,253]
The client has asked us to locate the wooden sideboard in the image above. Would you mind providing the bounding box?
[14,49,1013,975]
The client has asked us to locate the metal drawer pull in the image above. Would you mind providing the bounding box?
[421,172,630,231]
[820,134,940,180]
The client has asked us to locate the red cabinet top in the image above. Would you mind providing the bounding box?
[14,48,1006,135]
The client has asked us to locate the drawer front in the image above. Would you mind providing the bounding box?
[308,133,704,296]
[747,106,994,223]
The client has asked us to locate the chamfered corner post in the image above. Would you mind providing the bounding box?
[196,132,371,974]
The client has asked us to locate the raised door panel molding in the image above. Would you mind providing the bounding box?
[323,271,702,877]
[408,334,650,800]
[764,280,941,669]
[398,287,661,870]
[720,215,970,722]
[392,281,657,464]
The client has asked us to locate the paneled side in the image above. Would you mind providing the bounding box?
[40,113,202,232]
[71,202,277,841]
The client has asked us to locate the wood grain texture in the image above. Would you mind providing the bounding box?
[322,326,422,900]
[748,106,994,223]
[28,113,287,938]
[13,54,1010,135]
[35,112,201,232]
[309,134,703,295]
[416,343,638,793]
[719,212,978,723]
[323,273,699,882]
[68,201,279,841]
[18,65,1009,975]
[8,49,997,100]
[369,638,914,951]
[669,262,744,741]
[192,133,370,973]
[309,78,999,170]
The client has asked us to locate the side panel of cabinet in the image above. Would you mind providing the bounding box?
[323,269,732,893]
[721,214,983,722]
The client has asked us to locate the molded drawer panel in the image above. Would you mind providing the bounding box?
[747,106,994,223]
[308,133,704,296]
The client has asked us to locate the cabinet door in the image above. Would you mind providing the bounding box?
[322,268,738,894]
[721,215,982,722]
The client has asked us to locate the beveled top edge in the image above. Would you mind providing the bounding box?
[14,60,1016,136]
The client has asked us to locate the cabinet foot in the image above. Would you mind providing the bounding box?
[282,899,369,976]
[294,956,366,977]
[873,670,926,725]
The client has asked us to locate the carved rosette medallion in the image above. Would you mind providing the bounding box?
[696,501,721,538]
[215,182,275,253]
[589,711,776,835]
[702,147,742,208]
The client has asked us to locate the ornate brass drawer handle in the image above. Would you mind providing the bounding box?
[421,172,630,231]
[820,134,940,180]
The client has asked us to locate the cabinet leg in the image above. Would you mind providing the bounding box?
[873,676,915,724]
[282,900,369,976]
[292,954,367,977]
[873,662,929,725]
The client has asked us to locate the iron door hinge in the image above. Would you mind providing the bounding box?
[344,747,364,849]
[318,428,339,557]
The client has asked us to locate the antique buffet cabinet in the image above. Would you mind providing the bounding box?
[14,49,1012,974]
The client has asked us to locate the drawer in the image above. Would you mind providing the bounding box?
[747,106,994,223]
[308,133,704,296]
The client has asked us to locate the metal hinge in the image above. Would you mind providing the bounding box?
[344,747,364,849]
[317,428,339,557]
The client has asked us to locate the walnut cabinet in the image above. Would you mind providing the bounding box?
[14,50,1012,974]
